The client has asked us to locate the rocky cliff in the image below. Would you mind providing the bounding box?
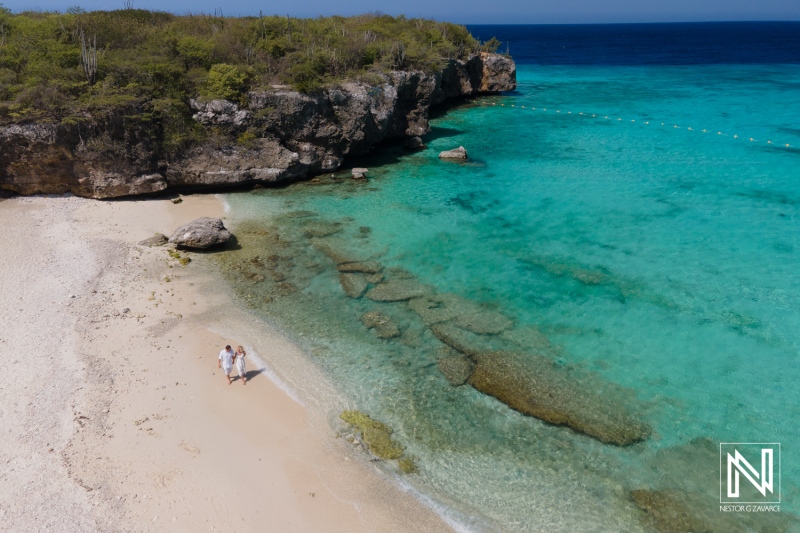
[0,53,515,199]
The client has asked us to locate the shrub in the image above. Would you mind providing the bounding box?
[205,63,248,100]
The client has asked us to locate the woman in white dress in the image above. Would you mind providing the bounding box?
[234,345,247,385]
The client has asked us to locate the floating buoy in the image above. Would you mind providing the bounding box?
[717,132,722,135]
[645,121,649,124]
[674,125,678,128]
[702,129,707,133]
[786,144,791,147]
[750,138,754,141]
[767,140,772,144]
[688,127,692,130]
[734,135,738,138]
[631,119,635,122]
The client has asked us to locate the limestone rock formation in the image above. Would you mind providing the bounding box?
[438,146,468,161]
[168,217,232,249]
[138,233,168,247]
[366,279,431,302]
[404,136,426,151]
[1,54,516,198]
[437,354,475,386]
[351,168,368,180]
[467,351,651,446]
[339,273,369,299]
[360,311,401,339]
[337,261,382,274]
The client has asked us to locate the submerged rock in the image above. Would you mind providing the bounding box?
[501,326,555,354]
[404,136,426,151]
[339,273,368,299]
[168,217,231,249]
[311,238,369,265]
[365,272,385,284]
[337,261,382,274]
[455,310,514,335]
[361,311,401,339]
[408,294,476,325]
[430,322,497,356]
[630,490,714,533]
[439,146,468,161]
[340,411,405,460]
[138,233,168,247]
[437,354,475,386]
[467,351,651,446]
[302,221,342,238]
[366,279,431,302]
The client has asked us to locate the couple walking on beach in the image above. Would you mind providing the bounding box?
[218,345,247,385]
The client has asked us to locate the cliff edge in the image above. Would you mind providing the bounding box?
[0,53,515,199]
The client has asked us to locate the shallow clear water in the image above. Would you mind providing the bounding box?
[217,61,800,531]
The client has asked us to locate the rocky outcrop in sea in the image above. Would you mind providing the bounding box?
[0,53,515,199]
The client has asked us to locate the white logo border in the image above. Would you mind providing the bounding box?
[719,442,781,504]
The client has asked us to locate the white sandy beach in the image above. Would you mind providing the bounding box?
[0,193,454,532]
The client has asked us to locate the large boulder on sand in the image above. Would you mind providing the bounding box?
[169,217,232,249]
[439,146,468,161]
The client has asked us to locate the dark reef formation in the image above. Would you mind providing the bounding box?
[0,53,515,199]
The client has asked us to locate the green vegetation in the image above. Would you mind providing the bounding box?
[340,410,405,461]
[168,248,191,265]
[0,6,501,127]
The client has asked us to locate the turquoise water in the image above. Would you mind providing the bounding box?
[219,64,800,531]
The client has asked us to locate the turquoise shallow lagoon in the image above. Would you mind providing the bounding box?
[217,61,800,531]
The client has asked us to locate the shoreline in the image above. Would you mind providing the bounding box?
[0,193,456,532]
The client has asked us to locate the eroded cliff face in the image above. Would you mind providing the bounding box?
[0,53,515,198]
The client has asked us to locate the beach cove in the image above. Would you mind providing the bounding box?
[0,194,457,532]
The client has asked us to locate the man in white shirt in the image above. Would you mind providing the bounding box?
[218,345,235,385]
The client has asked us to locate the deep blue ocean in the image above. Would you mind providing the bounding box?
[219,23,800,532]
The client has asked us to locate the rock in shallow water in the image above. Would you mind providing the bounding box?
[168,218,231,249]
[404,136,426,151]
[437,354,475,386]
[337,261,382,274]
[311,238,370,265]
[408,294,479,325]
[455,310,513,335]
[302,221,342,237]
[339,273,368,299]
[366,279,431,302]
[439,146,468,161]
[467,351,651,446]
[361,311,401,339]
[430,322,497,356]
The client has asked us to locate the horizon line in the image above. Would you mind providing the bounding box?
[3,7,799,25]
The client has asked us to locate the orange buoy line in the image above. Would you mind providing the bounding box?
[474,99,794,149]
